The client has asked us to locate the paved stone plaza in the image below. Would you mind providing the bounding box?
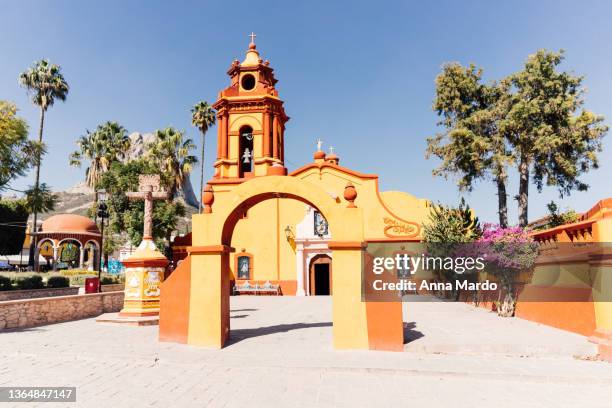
[1,297,611,407]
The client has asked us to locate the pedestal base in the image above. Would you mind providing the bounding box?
[96,312,159,326]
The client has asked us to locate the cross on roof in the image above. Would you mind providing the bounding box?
[329,146,335,154]
[317,138,323,151]
[249,32,256,44]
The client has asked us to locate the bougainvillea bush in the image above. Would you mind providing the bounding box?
[477,223,539,316]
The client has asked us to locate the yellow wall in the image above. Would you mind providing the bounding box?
[230,198,304,282]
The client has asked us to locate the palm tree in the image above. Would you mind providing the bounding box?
[69,121,130,198]
[190,101,216,213]
[19,59,69,268]
[147,127,197,199]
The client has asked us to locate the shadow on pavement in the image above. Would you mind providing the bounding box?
[403,321,424,344]
[226,322,332,346]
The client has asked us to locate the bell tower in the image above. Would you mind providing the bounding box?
[212,33,289,179]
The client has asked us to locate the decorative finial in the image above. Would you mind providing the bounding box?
[329,146,335,154]
[317,138,323,151]
[344,182,357,208]
[249,32,257,49]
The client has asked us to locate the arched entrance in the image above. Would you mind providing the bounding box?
[159,176,403,351]
[309,254,332,296]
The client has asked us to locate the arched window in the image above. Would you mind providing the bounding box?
[239,126,254,177]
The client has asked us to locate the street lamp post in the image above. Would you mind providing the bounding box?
[96,189,109,293]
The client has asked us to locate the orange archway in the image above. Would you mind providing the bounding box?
[159,176,403,351]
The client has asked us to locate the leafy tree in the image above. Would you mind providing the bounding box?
[505,50,607,226]
[0,199,29,255]
[146,127,197,199]
[428,51,607,228]
[427,63,513,227]
[69,121,130,196]
[97,160,185,249]
[19,59,69,265]
[539,201,580,229]
[191,101,216,213]
[0,101,43,191]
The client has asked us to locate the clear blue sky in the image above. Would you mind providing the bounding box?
[1,0,611,224]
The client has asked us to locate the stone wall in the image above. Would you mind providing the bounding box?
[0,291,124,330]
[101,284,124,293]
[0,287,79,302]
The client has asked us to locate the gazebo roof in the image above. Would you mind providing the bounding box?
[40,214,100,236]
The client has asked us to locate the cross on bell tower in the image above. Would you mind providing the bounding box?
[212,34,289,180]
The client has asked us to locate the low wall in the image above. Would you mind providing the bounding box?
[101,284,124,293]
[0,291,124,331]
[0,286,79,301]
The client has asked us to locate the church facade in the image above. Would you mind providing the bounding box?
[172,38,432,296]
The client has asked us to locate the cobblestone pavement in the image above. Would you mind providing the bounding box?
[0,297,610,407]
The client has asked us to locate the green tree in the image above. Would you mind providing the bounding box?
[0,101,43,191]
[69,121,130,199]
[191,101,216,213]
[19,59,69,265]
[539,201,579,229]
[24,183,57,214]
[146,127,197,199]
[0,199,29,256]
[505,50,608,226]
[427,63,514,227]
[97,160,185,249]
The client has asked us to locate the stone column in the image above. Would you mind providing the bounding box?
[263,111,271,156]
[295,243,306,296]
[216,113,222,159]
[52,245,59,271]
[79,247,85,269]
[221,114,228,159]
[272,115,279,159]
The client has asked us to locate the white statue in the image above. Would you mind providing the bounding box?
[316,138,323,151]
[242,148,252,164]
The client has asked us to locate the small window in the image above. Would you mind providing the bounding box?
[241,74,256,91]
[237,255,252,280]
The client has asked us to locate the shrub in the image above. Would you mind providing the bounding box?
[47,276,70,288]
[16,275,44,290]
[100,276,116,285]
[0,275,14,291]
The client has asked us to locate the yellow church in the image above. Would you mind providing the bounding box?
[155,37,433,350]
[171,37,432,298]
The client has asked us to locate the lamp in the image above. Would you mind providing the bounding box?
[284,225,295,241]
[97,189,108,203]
[96,189,110,292]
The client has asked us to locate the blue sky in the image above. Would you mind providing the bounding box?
[1,0,611,224]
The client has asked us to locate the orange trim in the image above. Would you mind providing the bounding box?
[289,161,378,180]
[365,301,404,351]
[276,198,280,280]
[327,241,367,250]
[122,259,169,268]
[366,237,422,243]
[159,256,191,344]
[530,219,596,240]
[187,245,235,255]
